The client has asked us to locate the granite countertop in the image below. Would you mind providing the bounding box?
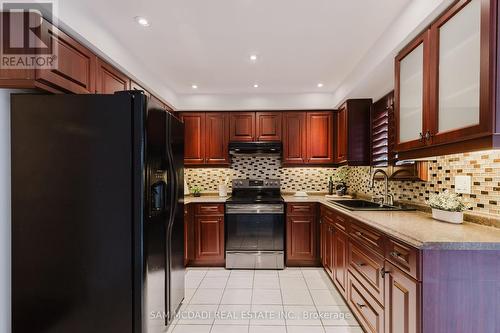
[183,193,500,250]
[184,194,229,204]
[283,195,500,250]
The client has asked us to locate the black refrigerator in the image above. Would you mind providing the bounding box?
[10,91,185,333]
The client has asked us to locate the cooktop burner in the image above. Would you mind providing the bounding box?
[226,179,283,204]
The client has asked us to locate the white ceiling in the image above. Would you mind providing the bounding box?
[58,0,453,110]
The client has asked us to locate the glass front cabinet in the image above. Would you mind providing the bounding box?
[395,0,498,159]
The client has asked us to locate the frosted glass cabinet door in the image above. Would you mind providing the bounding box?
[399,43,424,143]
[437,0,481,133]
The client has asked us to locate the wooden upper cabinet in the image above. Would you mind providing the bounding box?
[307,111,334,164]
[335,100,371,166]
[395,31,430,152]
[335,106,348,164]
[205,112,230,165]
[230,112,255,141]
[180,112,205,165]
[130,81,151,99]
[395,0,498,159]
[36,21,96,94]
[429,0,490,145]
[256,112,282,141]
[282,112,307,165]
[95,58,129,93]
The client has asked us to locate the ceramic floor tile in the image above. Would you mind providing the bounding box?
[226,276,254,289]
[316,305,358,326]
[250,304,286,326]
[230,270,256,278]
[249,325,286,333]
[199,277,229,289]
[287,326,325,333]
[281,288,314,305]
[221,288,253,304]
[172,324,212,333]
[214,304,251,325]
[254,270,279,277]
[310,289,345,306]
[305,277,330,290]
[323,326,364,333]
[253,276,280,289]
[278,269,303,277]
[185,277,204,289]
[210,325,249,333]
[183,288,197,304]
[205,270,231,278]
[284,305,322,326]
[190,289,224,305]
[252,289,282,304]
[279,277,307,290]
[176,304,218,325]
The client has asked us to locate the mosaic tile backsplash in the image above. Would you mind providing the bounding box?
[185,156,337,193]
[185,151,500,217]
[349,151,500,216]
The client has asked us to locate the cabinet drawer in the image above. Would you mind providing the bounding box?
[348,240,384,305]
[332,211,348,233]
[287,203,316,215]
[350,222,385,255]
[320,206,335,219]
[347,272,384,333]
[385,237,420,280]
[195,203,224,215]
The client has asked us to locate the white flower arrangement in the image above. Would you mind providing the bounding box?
[427,190,471,212]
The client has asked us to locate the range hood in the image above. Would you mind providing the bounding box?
[229,141,282,155]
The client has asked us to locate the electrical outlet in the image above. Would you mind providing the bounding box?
[455,175,471,194]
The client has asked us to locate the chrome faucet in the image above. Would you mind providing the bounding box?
[370,169,394,206]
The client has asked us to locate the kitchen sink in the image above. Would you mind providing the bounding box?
[327,199,415,211]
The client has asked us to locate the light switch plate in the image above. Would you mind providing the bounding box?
[455,175,471,194]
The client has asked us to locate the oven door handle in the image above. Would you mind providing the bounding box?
[226,204,284,214]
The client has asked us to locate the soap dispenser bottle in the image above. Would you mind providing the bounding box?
[328,176,334,195]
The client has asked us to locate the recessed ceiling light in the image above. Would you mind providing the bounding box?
[317,83,324,88]
[135,16,150,27]
[253,84,259,88]
[191,84,198,89]
[250,54,258,61]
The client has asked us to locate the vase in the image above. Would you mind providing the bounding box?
[431,208,463,224]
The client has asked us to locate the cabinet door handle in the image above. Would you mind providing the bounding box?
[355,262,366,267]
[380,269,391,278]
[425,130,433,142]
[390,251,408,263]
[356,302,366,309]
[355,231,363,237]
[419,132,424,142]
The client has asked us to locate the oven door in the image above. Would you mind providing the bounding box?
[225,204,284,252]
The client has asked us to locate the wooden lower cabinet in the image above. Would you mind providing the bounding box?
[286,203,319,266]
[384,261,420,333]
[333,228,348,295]
[191,204,225,266]
[320,220,334,276]
[348,272,385,333]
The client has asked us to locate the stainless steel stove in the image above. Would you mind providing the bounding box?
[225,179,285,269]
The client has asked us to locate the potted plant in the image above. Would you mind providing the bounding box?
[332,166,350,196]
[427,191,471,224]
[191,185,202,197]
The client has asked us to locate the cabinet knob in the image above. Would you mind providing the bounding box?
[419,132,424,142]
[380,269,391,278]
[355,231,363,237]
[356,302,366,309]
